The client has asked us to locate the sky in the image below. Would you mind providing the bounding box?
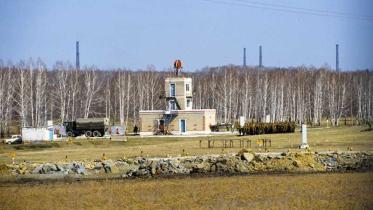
[0,0,372,71]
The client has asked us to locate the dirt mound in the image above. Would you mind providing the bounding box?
[0,164,10,175]
[261,153,324,172]
[247,152,326,172]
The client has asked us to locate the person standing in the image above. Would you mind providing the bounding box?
[133,125,138,135]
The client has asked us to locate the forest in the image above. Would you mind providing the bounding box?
[0,59,372,136]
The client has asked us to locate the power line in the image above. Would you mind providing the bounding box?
[202,0,373,20]
[233,0,373,20]
[200,0,373,21]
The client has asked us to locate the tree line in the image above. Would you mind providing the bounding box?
[0,59,372,136]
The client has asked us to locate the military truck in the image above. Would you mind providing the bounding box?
[63,118,110,137]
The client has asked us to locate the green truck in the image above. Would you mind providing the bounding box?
[63,118,110,137]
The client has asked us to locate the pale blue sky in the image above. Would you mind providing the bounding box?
[0,0,372,71]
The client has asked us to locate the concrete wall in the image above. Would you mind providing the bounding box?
[165,77,192,110]
[139,111,164,133]
[139,109,216,135]
[204,109,216,130]
[22,127,51,141]
[168,112,203,133]
[165,77,192,97]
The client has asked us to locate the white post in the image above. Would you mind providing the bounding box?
[239,116,245,127]
[300,124,309,149]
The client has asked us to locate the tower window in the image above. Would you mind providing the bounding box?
[170,84,176,97]
[186,83,190,92]
[169,100,176,110]
[186,99,191,108]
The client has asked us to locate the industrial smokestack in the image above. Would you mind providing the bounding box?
[76,41,80,70]
[243,47,246,67]
[336,44,339,72]
[259,45,263,68]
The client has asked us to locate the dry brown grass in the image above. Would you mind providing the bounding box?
[0,126,372,164]
[0,172,372,210]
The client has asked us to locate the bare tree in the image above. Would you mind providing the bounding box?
[82,68,101,118]
[1,60,372,133]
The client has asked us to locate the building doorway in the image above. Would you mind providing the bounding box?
[158,119,165,133]
[180,119,186,133]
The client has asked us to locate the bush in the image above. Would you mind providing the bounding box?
[239,122,295,136]
[13,143,60,150]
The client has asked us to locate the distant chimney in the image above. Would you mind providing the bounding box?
[259,45,263,68]
[76,41,80,70]
[336,44,339,72]
[243,48,246,67]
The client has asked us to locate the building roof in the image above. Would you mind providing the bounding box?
[165,77,192,82]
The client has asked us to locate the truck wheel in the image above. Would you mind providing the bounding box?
[93,131,101,137]
[67,131,74,137]
[85,131,92,137]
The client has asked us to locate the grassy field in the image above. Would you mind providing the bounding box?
[0,126,372,164]
[0,172,372,209]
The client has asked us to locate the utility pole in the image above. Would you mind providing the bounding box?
[336,44,339,72]
[259,45,263,68]
[243,47,246,67]
[76,41,80,70]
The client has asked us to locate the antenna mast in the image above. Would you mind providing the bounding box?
[336,44,339,72]
[259,45,263,68]
[243,48,246,67]
[76,41,80,70]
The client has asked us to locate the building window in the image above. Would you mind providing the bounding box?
[169,100,176,110]
[170,84,176,97]
[186,83,190,92]
[186,99,191,108]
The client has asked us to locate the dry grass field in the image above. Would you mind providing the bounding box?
[0,126,372,210]
[0,126,372,164]
[0,172,372,210]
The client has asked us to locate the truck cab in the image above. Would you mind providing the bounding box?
[63,121,76,137]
